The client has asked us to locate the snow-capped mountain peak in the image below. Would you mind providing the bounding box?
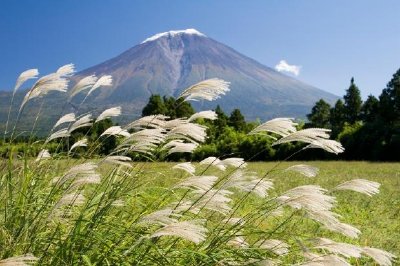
[141,28,206,44]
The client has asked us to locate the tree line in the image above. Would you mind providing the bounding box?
[307,69,400,160]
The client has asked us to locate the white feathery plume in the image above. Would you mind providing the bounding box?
[164,140,199,154]
[52,162,98,186]
[68,175,101,192]
[68,114,92,133]
[13,69,39,95]
[126,115,168,130]
[35,149,51,162]
[178,78,230,102]
[20,72,69,110]
[53,113,76,129]
[86,75,112,97]
[175,175,218,191]
[224,170,273,198]
[111,199,125,207]
[96,106,122,122]
[227,236,249,248]
[168,123,207,143]
[69,138,88,152]
[118,128,166,154]
[313,238,362,258]
[150,219,208,244]
[172,162,196,175]
[249,118,298,139]
[55,193,86,208]
[0,254,38,266]
[188,110,217,122]
[302,252,351,266]
[273,128,330,145]
[306,139,345,154]
[191,189,233,215]
[100,126,130,138]
[45,128,70,143]
[103,155,132,168]
[199,157,226,171]
[163,118,188,129]
[257,239,290,256]
[56,63,75,77]
[69,75,98,98]
[334,179,380,196]
[219,158,247,169]
[285,164,319,178]
[362,247,397,266]
[138,208,181,226]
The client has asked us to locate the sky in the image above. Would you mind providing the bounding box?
[0,0,399,98]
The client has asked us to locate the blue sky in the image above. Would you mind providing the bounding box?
[0,0,399,98]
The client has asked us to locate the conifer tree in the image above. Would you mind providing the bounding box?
[343,77,362,123]
[306,99,331,128]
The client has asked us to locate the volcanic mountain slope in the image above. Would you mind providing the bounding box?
[0,29,337,134]
[76,29,337,120]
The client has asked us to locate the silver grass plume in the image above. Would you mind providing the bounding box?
[68,114,92,133]
[178,78,230,102]
[249,118,298,139]
[138,208,181,226]
[172,162,196,175]
[362,247,397,266]
[52,162,98,186]
[0,254,38,266]
[69,138,88,152]
[45,128,70,143]
[199,157,226,171]
[285,164,319,177]
[334,179,380,196]
[150,219,208,244]
[191,189,233,215]
[69,75,98,99]
[35,149,51,162]
[100,126,130,138]
[220,158,247,169]
[167,123,207,143]
[102,155,133,168]
[227,236,249,248]
[306,138,345,154]
[96,106,122,122]
[164,140,199,154]
[20,64,74,110]
[257,239,290,256]
[188,110,217,122]
[55,193,86,209]
[313,238,362,258]
[223,170,273,198]
[126,115,168,130]
[56,63,75,77]
[13,69,39,95]
[53,113,76,129]
[86,75,112,97]
[222,217,245,226]
[175,175,218,191]
[163,118,188,129]
[301,252,351,266]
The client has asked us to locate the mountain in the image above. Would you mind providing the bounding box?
[0,29,337,134]
[76,29,337,120]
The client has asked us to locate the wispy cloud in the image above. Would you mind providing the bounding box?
[275,60,301,76]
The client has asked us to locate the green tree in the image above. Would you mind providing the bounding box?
[142,95,167,116]
[330,99,346,137]
[306,99,331,128]
[361,95,379,122]
[228,109,246,131]
[379,69,400,123]
[343,77,362,124]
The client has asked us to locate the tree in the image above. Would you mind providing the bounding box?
[343,77,362,124]
[361,95,379,122]
[379,68,400,123]
[330,99,346,137]
[228,109,246,131]
[306,99,331,128]
[142,95,167,116]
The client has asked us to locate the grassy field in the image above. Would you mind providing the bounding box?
[143,161,400,255]
[1,159,399,265]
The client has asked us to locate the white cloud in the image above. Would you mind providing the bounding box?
[275,60,301,76]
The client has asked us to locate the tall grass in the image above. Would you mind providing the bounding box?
[0,66,397,265]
